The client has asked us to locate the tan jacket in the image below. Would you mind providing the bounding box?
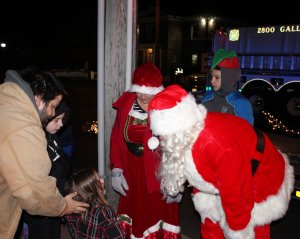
[0,81,66,239]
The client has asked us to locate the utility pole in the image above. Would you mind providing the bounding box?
[155,0,160,67]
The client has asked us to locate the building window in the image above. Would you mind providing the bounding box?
[191,17,217,40]
[191,24,206,40]
[137,50,144,66]
[147,25,155,41]
[192,54,198,65]
[139,24,155,42]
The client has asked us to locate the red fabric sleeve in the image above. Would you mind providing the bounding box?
[109,92,135,169]
[216,147,253,231]
[143,128,161,193]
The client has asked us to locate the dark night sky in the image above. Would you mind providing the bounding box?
[0,1,97,70]
[2,1,298,41]
[1,1,298,39]
[144,0,299,26]
[0,0,298,71]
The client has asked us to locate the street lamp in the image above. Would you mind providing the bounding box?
[199,16,217,40]
[208,17,216,28]
[1,42,6,48]
[201,17,207,27]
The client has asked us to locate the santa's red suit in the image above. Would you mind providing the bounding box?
[148,84,294,239]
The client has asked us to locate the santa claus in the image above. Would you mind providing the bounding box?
[147,84,294,239]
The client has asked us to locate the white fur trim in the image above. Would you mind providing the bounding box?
[161,221,181,233]
[184,146,219,195]
[192,192,224,224]
[250,152,294,225]
[219,152,293,239]
[131,221,161,239]
[148,136,159,150]
[222,221,255,239]
[142,220,161,238]
[150,95,207,136]
[119,216,180,239]
[131,220,180,239]
[130,84,164,95]
[186,148,293,239]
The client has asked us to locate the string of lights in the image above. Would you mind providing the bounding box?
[84,111,300,137]
[82,120,98,134]
[262,111,300,135]
[88,121,98,134]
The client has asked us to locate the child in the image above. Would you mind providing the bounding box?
[64,168,126,239]
[23,101,72,239]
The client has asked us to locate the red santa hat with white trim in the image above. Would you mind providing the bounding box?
[147,84,207,149]
[130,62,164,95]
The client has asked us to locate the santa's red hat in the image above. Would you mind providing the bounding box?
[130,62,164,95]
[147,85,207,149]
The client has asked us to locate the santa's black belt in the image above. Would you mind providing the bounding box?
[251,128,265,176]
[126,142,144,157]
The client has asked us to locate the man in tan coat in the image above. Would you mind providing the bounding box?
[0,69,88,239]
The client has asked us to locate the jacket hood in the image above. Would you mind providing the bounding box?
[4,70,39,112]
[219,67,241,94]
[52,101,71,125]
[0,74,43,145]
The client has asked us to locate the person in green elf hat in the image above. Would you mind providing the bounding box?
[201,48,254,124]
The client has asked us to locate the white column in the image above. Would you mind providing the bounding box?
[97,0,105,176]
[125,0,134,91]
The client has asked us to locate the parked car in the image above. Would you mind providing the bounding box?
[185,73,208,103]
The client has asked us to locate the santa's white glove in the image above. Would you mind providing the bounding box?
[165,194,182,203]
[111,168,129,196]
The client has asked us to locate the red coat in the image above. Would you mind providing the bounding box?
[110,92,180,238]
[186,113,294,239]
[110,92,160,193]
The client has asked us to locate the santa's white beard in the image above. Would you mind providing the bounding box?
[157,134,188,196]
[157,123,202,197]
